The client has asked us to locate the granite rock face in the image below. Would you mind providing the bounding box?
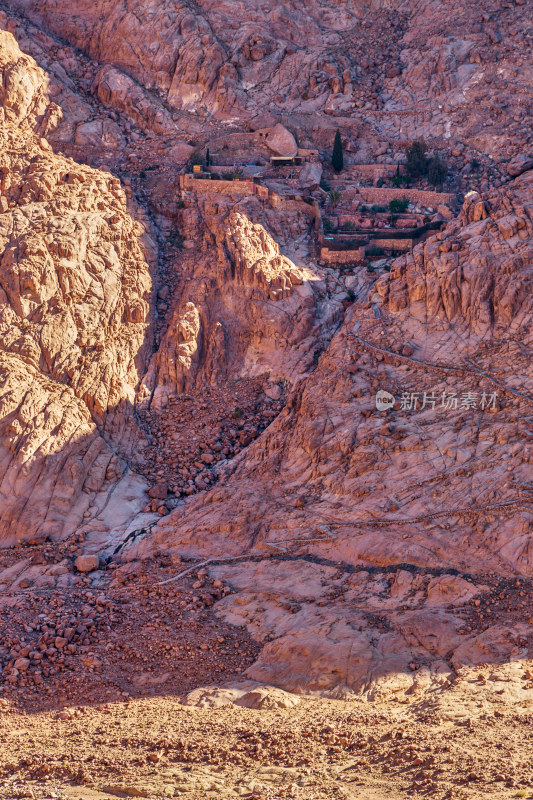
[139,208,324,412]
[0,30,152,544]
[6,0,533,166]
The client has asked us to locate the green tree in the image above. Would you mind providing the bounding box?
[427,153,448,187]
[332,129,344,173]
[389,197,409,214]
[328,189,341,209]
[405,139,429,179]
[205,148,211,167]
[392,163,404,187]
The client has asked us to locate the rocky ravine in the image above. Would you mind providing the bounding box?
[0,5,533,800]
[0,26,340,546]
[130,170,533,696]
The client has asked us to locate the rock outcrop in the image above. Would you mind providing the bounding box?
[139,208,323,413]
[0,30,152,544]
[375,173,533,330]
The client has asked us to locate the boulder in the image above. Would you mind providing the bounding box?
[74,554,100,573]
[148,482,168,500]
[507,154,533,177]
[74,118,124,148]
[265,123,297,157]
[74,119,101,147]
[234,685,300,710]
[299,161,322,189]
[183,686,241,708]
[437,203,454,220]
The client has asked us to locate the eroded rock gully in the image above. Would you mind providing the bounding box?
[0,3,533,799]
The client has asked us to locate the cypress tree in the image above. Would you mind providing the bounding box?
[405,139,428,179]
[332,129,344,173]
[428,153,448,187]
[206,148,210,167]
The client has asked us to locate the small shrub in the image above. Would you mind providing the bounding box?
[342,220,356,230]
[222,167,244,181]
[320,178,331,192]
[167,231,184,248]
[392,172,410,188]
[225,167,244,180]
[139,169,147,180]
[370,204,387,213]
[376,177,385,187]
[323,219,334,234]
[389,197,409,214]
[329,189,341,209]
[232,407,244,419]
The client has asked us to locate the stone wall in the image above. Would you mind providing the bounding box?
[268,192,317,217]
[359,186,455,208]
[335,213,425,228]
[180,175,320,222]
[345,164,404,184]
[321,246,366,264]
[369,238,413,252]
[181,174,257,196]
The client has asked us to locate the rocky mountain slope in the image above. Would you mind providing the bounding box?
[133,169,533,694]
[0,2,532,798]
[5,0,533,169]
[0,17,340,543]
[0,29,153,545]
